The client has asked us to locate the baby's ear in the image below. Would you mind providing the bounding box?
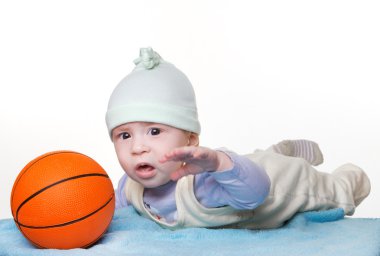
[188,133,199,146]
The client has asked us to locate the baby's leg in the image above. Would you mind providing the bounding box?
[243,151,371,228]
[302,163,371,215]
[332,163,371,207]
[267,139,324,166]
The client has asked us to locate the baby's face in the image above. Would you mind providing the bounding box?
[112,122,193,188]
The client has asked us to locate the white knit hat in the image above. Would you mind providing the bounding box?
[106,47,201,138]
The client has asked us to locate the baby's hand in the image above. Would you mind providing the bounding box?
[159,146,233,181]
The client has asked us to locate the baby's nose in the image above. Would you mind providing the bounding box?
[131,140,150,154]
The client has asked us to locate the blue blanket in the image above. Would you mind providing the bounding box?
[0,207,379,256]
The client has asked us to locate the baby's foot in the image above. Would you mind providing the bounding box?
[273,139,324,166]
[332,163,371,207]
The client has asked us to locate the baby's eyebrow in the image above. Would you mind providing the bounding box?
[146,123,161,127]
[113,126,131,133]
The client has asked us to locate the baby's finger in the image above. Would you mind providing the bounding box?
[160,147,194,163]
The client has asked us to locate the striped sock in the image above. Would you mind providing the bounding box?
[273,139,324,166]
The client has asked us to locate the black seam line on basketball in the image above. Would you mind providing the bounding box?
[15,173,110,224]
[16,194,114,229]
[11,151,69,206]
[81,212,114,249]
[11,151,91,206]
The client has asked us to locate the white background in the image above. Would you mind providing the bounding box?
[1,0,379,219]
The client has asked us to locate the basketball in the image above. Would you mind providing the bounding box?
[10,151,115,249]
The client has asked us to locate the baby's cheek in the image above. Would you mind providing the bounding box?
[119,161,132,174]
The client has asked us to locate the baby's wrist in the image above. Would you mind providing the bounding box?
[215,151,233,172]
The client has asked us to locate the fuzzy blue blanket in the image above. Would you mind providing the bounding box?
[0,207,379,256]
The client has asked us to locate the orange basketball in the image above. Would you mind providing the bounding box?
[10,151,115,249]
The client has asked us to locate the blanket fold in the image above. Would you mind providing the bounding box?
[0,208,379,256]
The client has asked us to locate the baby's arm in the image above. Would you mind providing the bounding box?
[196,150,270,209]
[161,147,270,210]
[114,174,129,209]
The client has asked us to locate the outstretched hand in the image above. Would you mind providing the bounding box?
[159,146,233,181]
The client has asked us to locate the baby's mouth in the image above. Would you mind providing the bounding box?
[135,163,156,179]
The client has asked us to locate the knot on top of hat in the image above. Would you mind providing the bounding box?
[133,47,162,69]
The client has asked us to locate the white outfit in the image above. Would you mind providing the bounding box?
[125,150,371,230]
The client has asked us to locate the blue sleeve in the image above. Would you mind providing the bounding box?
[115,173,129,209]
[194,149,270,210]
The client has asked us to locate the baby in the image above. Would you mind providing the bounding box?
[106,47,371,229]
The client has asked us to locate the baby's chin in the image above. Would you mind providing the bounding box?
[138,177,173,189]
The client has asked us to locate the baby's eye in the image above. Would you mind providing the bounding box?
[120,132,131,140]
[148,128,161,136]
